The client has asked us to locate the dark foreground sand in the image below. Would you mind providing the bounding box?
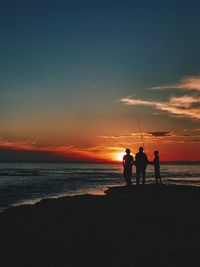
[0,184,200,267]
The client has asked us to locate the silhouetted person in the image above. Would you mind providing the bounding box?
[135,147,148,185]
[122,148,134,186]
[153,150,161,184]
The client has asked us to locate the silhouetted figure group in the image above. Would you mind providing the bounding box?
[122,147,161,186]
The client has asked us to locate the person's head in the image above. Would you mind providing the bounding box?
[154,150,159,155]
[139,147,143,152]
[126,148,131,154]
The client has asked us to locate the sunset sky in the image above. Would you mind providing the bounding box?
[0,0,200,162]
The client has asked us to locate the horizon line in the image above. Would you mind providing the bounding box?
[0,160,199,164]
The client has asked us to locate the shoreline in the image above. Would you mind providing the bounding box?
[1,182,200,216]
[2,180,200,213]
[1,185,108,213]
[0,184,200,267]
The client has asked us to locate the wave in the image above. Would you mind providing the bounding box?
[0,167,121,177]
[0,168,200,178]
[167,178,200,184]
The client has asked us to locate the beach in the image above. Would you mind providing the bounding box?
[0,184,200,267]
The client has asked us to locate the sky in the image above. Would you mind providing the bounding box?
[0,0,200,162]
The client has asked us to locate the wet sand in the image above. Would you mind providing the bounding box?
[0,184,200,267]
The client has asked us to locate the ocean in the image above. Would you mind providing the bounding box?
[0,162,200,211]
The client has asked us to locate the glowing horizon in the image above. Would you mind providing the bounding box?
[0,133,199,162]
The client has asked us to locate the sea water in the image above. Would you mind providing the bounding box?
[0,162,200,211]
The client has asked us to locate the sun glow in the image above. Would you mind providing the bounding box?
[116,152,125,162]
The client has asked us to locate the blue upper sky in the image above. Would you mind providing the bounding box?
[1,0,200,96]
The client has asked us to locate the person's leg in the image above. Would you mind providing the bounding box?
[154,167,157,184]
[155,174,158,184]
[159,172,161,184]
[136,167,140,185]
[157,167,161,183]
[124,169,132,186]
[142,168,146,185]
[127,178,132,186]
[126,173,132,186]
[155,168,158,184]
[129,173,133,186]
[124,170,128,186]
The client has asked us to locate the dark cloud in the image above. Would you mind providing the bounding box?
[0,149,102,163]
[148,132,171,137]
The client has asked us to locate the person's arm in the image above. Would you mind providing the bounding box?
[122,156,125,167]
[157,156,160,166]
[135,154,138,165]
[145,154,149,164]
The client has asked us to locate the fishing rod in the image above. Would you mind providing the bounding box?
[98,131,137,156]
[99,108,146,153]
[136,108,145,151]
[98,131,127,149]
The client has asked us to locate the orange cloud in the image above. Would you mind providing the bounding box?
[0,138,121,162]
[151,75,200,91]
[123,75,200,120]
[100,129,200,146]
[121,95,200,120]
